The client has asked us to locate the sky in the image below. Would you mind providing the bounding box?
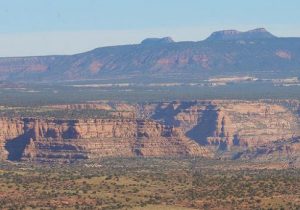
[0,0,300,57]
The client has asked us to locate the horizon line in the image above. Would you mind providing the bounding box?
[0,27,300,58]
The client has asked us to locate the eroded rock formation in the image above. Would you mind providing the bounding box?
[0,100,299,161]
[141,100,299,149]
[0,117,210,161]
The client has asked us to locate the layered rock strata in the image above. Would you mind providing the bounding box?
[142,100,299,150]
[0,100,299,161]
[0,118,209,161]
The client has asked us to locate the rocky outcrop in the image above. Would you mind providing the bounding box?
[0,118,25,159]
[1,100,299,162]
[206,28,276,41]
[140,100,300,151]
[141,37,175,45]
[216,102,299,147]
[0,117,210,161]
[235,137,300,167]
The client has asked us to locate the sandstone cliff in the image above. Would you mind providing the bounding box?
[0,100,299,162]
[142,100,299,150]
[235,137,300,167]
[0,117,210,161]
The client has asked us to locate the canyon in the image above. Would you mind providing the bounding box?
[0,100,299,162]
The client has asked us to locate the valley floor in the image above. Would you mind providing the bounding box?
[0,158,300,210]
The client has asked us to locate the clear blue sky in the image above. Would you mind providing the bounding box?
[0,0,300,56]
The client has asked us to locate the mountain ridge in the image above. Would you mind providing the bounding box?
[0,28,300,81]
[206,28,277,41]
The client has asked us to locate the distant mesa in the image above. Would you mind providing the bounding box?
[1,27,299,82]
[141,37,175,45]
[206,28,277,41]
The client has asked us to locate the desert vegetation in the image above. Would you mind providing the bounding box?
[0,107,121,119]
[0,158,300,209]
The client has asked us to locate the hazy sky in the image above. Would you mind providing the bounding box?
[1,0,300,56]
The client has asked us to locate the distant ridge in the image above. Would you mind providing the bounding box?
[0,28,299,81]
[141,37,175,45]
[206,28,277,41]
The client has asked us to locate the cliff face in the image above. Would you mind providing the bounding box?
[0,117,209,161]
[236,137,300,167]
[215,102,299,147]
[0,118,25,159]
[0,100,299,162]
[140,100,300,151]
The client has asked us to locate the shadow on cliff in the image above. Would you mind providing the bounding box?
[62,121,80,139]
[186,104,218,145]
[5,133,31,161]
[152,101,198,126]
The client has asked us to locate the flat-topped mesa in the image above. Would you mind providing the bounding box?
[1,100,299,162]
[1,28,299,81]
[206,28,277,41]
[141,37,175,45]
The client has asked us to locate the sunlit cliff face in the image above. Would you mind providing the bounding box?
[1,100,299,162]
